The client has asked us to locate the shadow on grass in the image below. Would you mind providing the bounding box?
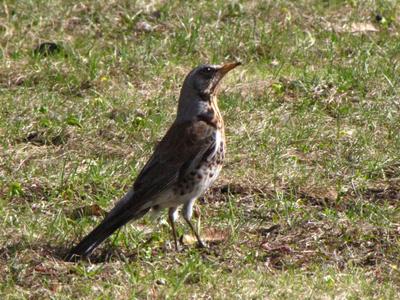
[0,240,139,264]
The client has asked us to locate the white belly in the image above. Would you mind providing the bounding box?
[150,129,224,209]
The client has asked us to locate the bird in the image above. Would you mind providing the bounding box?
[65,62,241,261]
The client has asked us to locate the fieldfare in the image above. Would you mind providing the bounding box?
[66,62,241,261]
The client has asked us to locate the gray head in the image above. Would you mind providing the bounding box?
[176,62,241,121]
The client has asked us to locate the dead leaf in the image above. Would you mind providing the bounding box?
[261,242,293,254]
[324,21,379,34]
[300,187,338,203]
[349,22,379,33]
[182,228,228,245]
[135,21,153,32]
[182,234,198,246]
[34,264,58,276]
[68,204,106,219]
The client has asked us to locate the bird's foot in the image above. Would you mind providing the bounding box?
[196,240,208,249]
[167,239,181,252]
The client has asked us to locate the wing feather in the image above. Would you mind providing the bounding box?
[132,120,215,204]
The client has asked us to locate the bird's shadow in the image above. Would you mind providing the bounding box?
[0,241,139,264]
[60,245,141,264]
[1,235,223,265]
[58,241,219,264]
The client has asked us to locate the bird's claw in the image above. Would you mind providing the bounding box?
[197,240,208,248]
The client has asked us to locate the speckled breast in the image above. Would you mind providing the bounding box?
[174,129,225,199]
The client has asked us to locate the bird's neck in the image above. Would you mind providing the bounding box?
[210,95,224,130]
[194,94,224,131]
[176,92,224,131]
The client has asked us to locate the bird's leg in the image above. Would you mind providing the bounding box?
[184,217,207,248]
[182,199,207,248]
[168,207,179,251]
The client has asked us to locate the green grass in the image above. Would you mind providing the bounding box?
[1,0,400,298]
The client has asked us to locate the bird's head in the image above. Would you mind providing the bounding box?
[176,62,241,121]
[183,62,241,100]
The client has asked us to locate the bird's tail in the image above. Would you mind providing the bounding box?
[65,189,149,261]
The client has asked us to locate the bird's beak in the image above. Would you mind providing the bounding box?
[218,62,242,76]
[208,62,241,95]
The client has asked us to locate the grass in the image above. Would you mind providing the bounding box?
[1,0,400,298]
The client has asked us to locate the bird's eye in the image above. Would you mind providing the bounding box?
[201,67,214,77]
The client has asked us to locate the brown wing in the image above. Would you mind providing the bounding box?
[132,119,216,201]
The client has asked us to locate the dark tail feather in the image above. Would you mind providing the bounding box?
[65,189,149,261]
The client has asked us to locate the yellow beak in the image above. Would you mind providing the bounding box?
[218,62,242,76]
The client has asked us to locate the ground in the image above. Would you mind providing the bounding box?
[1,0,400,299]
